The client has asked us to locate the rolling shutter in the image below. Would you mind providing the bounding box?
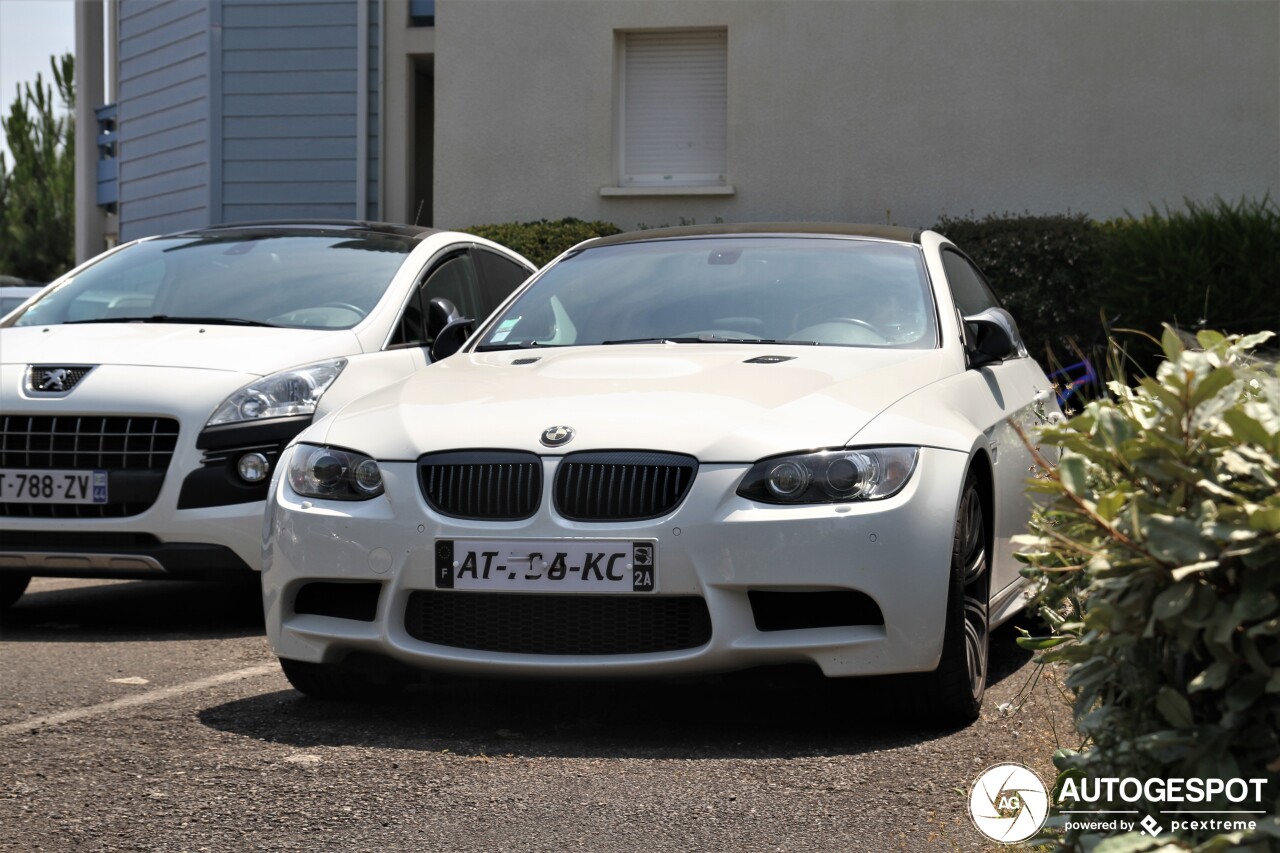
[621,29,727,187]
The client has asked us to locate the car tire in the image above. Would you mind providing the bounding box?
[0,573,31,610]
[909,471,990,726]
[278,657,405,701]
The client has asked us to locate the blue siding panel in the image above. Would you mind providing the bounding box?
[116,0,211,240]
[116,0,378,234]
[218,0,378,222]
[222,48,357,73]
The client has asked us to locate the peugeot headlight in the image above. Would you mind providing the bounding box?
[207,359,346,426]
[287,444,384,501]
[737,447,919,504]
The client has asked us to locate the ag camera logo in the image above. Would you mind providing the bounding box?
[969,763,1050,844]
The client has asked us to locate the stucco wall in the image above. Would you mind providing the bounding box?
[433,0,1279,231]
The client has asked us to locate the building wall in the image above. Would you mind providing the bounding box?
[116,0,213,239]
[432,0,1280,231]
[114,0,380,241]
[219,0,380,223]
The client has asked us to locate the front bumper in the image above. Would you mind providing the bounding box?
[264,447,970,679]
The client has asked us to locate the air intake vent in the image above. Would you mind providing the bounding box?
[418,450,542,520]
[405,591,712,655]
[554,451,697,521]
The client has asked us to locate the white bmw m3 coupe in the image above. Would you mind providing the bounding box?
[263,224,1057,724]
[0,222,534,609]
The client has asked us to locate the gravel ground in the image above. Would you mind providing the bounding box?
[0,578,1072,852]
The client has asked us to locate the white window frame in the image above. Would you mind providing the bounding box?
[607,28,733,196]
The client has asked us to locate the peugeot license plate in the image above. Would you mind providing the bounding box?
[435,539,656,593]
[0,469,108,504]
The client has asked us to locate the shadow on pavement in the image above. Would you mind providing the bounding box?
[198,624,1035,761]
[0,579,265,642]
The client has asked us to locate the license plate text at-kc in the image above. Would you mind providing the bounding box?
[0,469,108,504]
[435,539,657,593]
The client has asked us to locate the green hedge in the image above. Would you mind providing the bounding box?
[936,197,1280,376]
[460,217,622,268]
[933,211,1103,365]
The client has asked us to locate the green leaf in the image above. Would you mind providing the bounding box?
[1189,365,1236,408]
[1171,560,1219,581]
[1097,491,1127,521]
[1016,635,1072,650]
[1223,409,1273,447]
[1161,325,1185,361]
[1152,582,1195,620]
[1195,329,1226,349]
[1141,514,1211,565]
[1057,454,1090,496]
[1155,686,1194,727]
[1250,508,1280,533]
[1188,660,1230,692]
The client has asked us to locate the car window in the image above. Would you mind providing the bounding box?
[472,249,533,315]
[11,232,417,330]
[477,236,938,351]
[388,252,480,348]
[941,249,1001,317]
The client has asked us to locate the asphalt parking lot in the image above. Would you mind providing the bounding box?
[1,577,1070,852]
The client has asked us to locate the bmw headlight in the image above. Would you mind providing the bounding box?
[207,359,346,426]
[287,444,384,501]
[737,447,919,504]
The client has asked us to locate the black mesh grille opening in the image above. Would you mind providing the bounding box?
[0,415,178,518]
[748,590,884,632]
[294,582,382,622]
[405,591,712,655]
[554,451,698,521]
[418,450,542,520]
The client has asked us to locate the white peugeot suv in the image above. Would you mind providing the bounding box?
[0,221,535,609]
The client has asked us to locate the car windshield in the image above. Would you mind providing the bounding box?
[476,236,938,351]
[11,231,417,330]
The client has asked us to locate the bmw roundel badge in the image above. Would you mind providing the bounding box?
[540,425,575,447]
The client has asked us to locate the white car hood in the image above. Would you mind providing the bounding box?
[0,323,359,375]
[320,344,958,462]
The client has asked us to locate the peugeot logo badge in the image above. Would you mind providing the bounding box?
[38,368,71,391]
[540,425,575,447]
[26,364,95,396]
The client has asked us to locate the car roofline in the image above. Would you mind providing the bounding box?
[578,222,925,250]
[161,220,443,242]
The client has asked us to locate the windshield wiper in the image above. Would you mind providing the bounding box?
[64,315,279,327]
[602,335,819,346]
[474,341,565,352]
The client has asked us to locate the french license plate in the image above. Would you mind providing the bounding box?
[0,469,108,505]
[435,539,656,593]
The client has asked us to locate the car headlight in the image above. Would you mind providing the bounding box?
[207,359,346,426]
[737,447,919,504]
[287,444,384,501]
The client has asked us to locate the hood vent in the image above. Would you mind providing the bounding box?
[743,355,795,364]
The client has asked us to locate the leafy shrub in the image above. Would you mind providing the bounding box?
[460,217,622,268]
[1016,328,1280,850]
[933,211,1104,366]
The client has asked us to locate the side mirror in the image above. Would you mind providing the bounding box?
[963,307,1023,368]
[429,316,475,362]
[426,297,461,341]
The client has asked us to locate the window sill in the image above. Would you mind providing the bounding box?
[600,185,736,198]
